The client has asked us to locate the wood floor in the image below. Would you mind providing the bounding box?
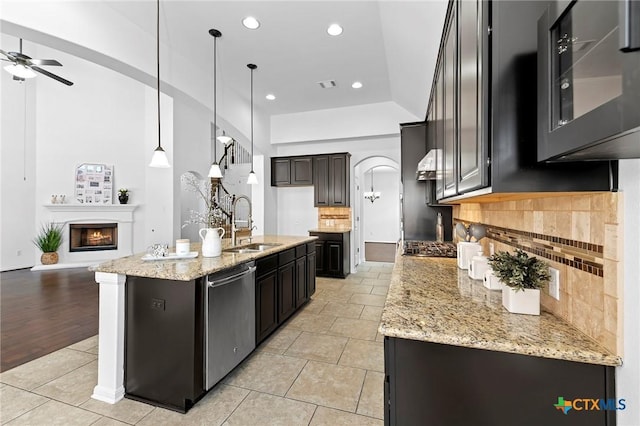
[0,268,99,372]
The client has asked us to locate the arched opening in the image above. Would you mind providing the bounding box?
[353,156,400,266]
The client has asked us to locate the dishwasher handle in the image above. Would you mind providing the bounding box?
[207,265,256,288]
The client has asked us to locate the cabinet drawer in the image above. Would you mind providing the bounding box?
[306,242,315,254]
[278,248,295,265]
[256,254,278,276]
[295,244,306,259]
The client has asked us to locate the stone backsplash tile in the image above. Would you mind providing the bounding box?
[453,192,623,355]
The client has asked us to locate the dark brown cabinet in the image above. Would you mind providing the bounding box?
[313,153,351,207]
[277,249,296,323]
[256,255,279,344]
[255,244,315,345]
[310,231,350,278]
[385,336,616,425]
[125,276,205,413]
[270,156,313,186]
[430,0,614,203]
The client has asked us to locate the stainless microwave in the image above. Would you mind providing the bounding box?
[537,0,640,161]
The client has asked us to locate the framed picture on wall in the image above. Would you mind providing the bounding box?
[75,163,113,204]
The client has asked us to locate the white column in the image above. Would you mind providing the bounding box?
[92,271,126,404]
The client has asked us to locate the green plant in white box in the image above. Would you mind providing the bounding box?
[488,249,550,315]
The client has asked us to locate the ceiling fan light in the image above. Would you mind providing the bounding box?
[4,64,36,79]
[247,170,259,185]
[149,146,170,168]
[208,162,223,178]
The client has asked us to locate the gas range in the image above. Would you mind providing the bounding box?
[402,240,457,258]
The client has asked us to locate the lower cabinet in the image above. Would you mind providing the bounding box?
[125,276,205,413]
[256,243,316,345]
[384,337,616,426]
[310,231,350,278]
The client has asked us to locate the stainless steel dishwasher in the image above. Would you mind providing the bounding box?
[205,261,256,390]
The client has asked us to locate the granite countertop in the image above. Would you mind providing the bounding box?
[379,254,622,367]
[308,227,352,233]
[90,235,316,281]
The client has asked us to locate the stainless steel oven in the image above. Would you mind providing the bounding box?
[537,0,640,161]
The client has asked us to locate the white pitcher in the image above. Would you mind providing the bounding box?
[199,227,225,258]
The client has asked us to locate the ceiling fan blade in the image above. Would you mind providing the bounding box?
[31,59,62,66]
[0,49,16,61]
[13,75,25,82]
[31,66,74,86]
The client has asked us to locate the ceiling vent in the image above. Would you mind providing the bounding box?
[317,80,337,89]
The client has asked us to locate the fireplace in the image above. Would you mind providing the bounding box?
[69,223,118,252]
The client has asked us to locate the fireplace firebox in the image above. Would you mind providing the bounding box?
[69,223,118,252]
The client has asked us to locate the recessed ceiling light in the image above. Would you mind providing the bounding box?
[352,81,363,89]
[242,16,260,30]
[266,94,276,100]
[327,24,343,36]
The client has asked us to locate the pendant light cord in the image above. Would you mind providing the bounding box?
[250,66,254,162]
[156,0,161,150]
[213,35,217,160]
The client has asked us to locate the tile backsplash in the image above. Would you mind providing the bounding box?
[453,193,623,356]
[318,207,352,229]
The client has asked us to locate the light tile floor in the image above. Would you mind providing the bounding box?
[0,262,392,425]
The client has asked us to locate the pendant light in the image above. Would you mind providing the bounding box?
[149,0,170,168]
[364,167,381,203]
[207,29,223,178]
[246,63,258,185]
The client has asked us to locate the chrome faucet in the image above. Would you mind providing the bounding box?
[231,195,253,246]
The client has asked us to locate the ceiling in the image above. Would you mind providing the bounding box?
[102,0,448,119]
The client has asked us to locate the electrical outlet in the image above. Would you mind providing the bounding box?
[548,267,560,300]
[151,298,166,311]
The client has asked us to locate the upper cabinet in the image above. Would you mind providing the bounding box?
[430,0,615,203]
[313,153,351,207]
[537,0,640,161]
[271,156,313,186]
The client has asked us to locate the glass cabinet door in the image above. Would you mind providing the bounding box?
[551,1,623,129]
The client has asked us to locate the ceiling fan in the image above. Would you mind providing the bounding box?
[1,39,73,86]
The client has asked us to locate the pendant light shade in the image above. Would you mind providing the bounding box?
[247,63,258,185]
[208,28,223,178]
[216,131,233,146]
[149,0,170,168]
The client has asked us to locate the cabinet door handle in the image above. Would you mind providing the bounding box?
[621,0,640,52]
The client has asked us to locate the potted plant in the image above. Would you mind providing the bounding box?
[488,249,550,315]
[33,222,64,265]
[118,188,129,204]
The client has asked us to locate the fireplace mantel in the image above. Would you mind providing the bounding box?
[33,204,139,270]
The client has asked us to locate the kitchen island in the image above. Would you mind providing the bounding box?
[89,235,316,412]
[380,254,621,426]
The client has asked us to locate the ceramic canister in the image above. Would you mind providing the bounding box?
[483,269,504,290]
[468,251,490,280]
[457,242,481,270]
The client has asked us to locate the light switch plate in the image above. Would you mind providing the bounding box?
[548,267,560,300]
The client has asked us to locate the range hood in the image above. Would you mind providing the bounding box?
[416,149,438,180]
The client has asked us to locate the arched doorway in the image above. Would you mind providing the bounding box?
[353,157,400,266]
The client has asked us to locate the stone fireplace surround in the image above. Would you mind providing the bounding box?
[34,204,138,270]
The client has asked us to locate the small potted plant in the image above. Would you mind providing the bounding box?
[118,188,129,204]
[33,222,64,265]
[488,249,550,315]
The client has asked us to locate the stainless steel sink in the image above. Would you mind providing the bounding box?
[223,248,261,254]
[223,242,282,254]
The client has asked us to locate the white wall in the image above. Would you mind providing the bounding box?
[618,159,640,426]
[273,136,401,238]
[362,167,400,243]
[0,34,37,270]
[271,101,418,144]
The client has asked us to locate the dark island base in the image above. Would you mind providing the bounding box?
[384,337,617,426]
